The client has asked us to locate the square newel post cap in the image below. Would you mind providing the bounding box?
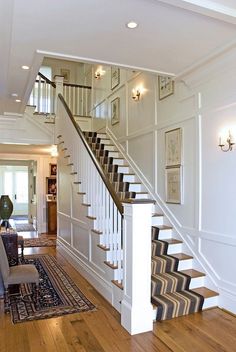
[54,75,64,85]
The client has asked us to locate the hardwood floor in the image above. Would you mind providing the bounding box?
[0,245,235,352]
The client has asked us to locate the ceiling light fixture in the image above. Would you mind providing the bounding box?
[22,65,30,70]
[126,21,138,29]
[15,99,21,103]
[11,93,18,97]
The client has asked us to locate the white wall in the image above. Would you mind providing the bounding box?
[91,52,236,314]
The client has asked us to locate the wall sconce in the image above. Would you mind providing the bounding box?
[218,130,235,152]
[94,71,101,79]
[132,88,141,101]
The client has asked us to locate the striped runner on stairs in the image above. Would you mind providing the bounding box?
[151,226,204,320]
[84,131,136,200]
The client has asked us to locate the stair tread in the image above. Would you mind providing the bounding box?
[111,280,123,290]
[86,215,96,220]
[152,213,164,217]
[191,287,219,298]
[162,238,182,245]
[180,269,205,278]
[97,244,110,251]
[171,253,193,260]
[153,225,172,230]
[91,229,103,235]
[104,261,118,269]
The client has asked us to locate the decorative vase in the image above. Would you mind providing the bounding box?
[0,195,13,228]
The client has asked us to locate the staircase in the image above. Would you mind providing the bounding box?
[80,130,219,321]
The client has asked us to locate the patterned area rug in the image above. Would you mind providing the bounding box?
[23,238,57,247]
[9,255,96,323]
[15,224,36,232]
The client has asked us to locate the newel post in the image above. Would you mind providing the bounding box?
[54,75,64,113]
[121,199,154,335]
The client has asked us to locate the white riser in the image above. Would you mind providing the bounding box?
[202,295,219,309]
[167,243,182,254]
[152,306,157,321]
[177,259,193,271]
[118,166,131,173]
[189,276,205,289]
[123,174,138,182]
[129,184,143,192]
[109,151,122,158]
[158,229,173,239]
[104,145,116,151]
[152,216,164,226]
[113,158,126,165]
[135,193,150,199]
[103,264,122,281]
[97,133,107,138]
[100,138,112,144]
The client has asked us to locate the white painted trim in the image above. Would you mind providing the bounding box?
[36,50,175,76]
[57,241,113,304]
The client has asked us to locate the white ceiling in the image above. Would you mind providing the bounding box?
[1,0,236,116]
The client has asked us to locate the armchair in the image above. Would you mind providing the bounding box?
[0,236,39,312]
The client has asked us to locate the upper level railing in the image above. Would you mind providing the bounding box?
[29,72,56,114]
[29,72,91,116]
[63,83,91,117]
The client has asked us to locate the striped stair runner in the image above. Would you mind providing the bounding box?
[151,226,204,320]
[84,131,136,200]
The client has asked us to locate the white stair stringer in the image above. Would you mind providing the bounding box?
[57,140,123,307]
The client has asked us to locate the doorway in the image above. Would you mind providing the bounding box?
[2,166,28,216]
[0,160,37,226]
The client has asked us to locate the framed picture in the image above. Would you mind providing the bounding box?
[158,75,174,100]
[111,97,120,126]
[111,67,120,90]
[165,128,182,167]
[46,194,56,202]
[50,163,57,176]
[60,68,70,82]
[165,167,182,204]
[46,177,57,195]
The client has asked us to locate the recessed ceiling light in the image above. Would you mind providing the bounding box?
[15,99,21,103]
[11,93,18,97]
[22,65,30,70]
[126,21,138,29]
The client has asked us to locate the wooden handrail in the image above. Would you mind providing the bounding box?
[38,72,56,88]
[58,93,123,215]
[63,82,91,89]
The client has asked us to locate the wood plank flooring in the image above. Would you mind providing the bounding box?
[0,245,235,352]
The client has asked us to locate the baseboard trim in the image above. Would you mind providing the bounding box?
[57,240,113,304]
